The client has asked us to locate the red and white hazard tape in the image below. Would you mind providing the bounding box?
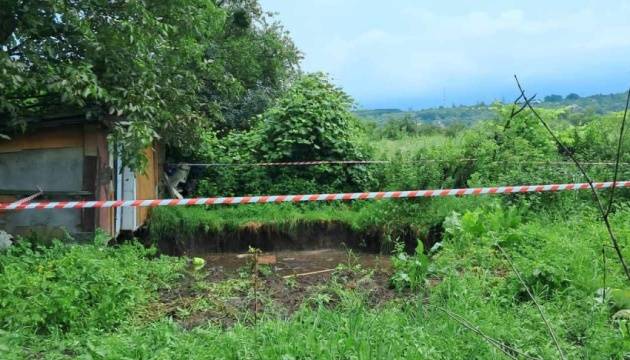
[1,181,628,211]
[173,160,630,167]
[175,160,391,167]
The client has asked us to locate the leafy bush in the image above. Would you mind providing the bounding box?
[462,107,562,187]
[0,236,183,335]
[256,73,375,193]
[193,129,272,196]
[259,73,365,161]
[192,73,376,195]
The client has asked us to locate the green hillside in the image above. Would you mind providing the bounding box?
[357,91,629,125]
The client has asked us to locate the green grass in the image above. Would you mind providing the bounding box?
[147,197,496,245]
[372,134,459,160]
[2,204,629,359]
[149,203,371,234]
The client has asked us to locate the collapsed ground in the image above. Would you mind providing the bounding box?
[1,199,630,359]
[156,249,395,330]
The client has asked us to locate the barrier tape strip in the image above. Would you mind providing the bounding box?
[1,181,628,211]
[173,160,630,168]
[173,160,391,167]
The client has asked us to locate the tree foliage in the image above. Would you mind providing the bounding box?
[202,0,301,133]
[0,0,299,169]
[544,94,564,103]
[259,73,366,162]
[193,74,375,195]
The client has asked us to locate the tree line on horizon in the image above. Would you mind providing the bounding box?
[357,91,629,126]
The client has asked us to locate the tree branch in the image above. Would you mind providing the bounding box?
[495,243,565,360]
[436,306,541,360]
[512,75,630,283]
[605,88,630,216]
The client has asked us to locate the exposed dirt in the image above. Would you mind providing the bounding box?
[145,216,449,330]
[156,249,397,330]
[204,249,392,277]
[152,221,425,256]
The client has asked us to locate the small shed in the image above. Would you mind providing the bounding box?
[0,115,162,239]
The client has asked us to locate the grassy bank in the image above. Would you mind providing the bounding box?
[146,198,496,250]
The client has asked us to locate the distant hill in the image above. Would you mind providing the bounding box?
[356,92,628,125]
[356,104,496,125]
[536,92,628,112]
[354,109,403,118]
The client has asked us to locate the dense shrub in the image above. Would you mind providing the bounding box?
[193,73,376,195]
[0,235,182,335]
[258,73,367,162]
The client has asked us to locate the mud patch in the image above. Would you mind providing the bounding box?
[155,249,396,329]
[204,249,392,277]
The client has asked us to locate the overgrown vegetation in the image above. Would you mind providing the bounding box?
[3,203,630,358]
[142,83,630,358]
[3,1,630,358]
[4,60,630,358]
[174,76,630,197]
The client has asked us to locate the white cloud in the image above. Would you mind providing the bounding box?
[263,0,630,107]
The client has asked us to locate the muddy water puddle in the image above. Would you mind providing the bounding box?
[204,249,392,277]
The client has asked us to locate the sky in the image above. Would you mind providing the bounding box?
[259,0,630,109]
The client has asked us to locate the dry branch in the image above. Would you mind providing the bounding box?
[511,76,630,283]
[605,88,630,216]
[495,243,565,360]
[436,306,541,360]
[282,268,336,279]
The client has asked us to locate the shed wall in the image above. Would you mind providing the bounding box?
[0,124,113,237]
[136,146,160,226]
[0,124,160,238]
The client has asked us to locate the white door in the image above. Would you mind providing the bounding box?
[114,155,122,236]
[120,166,137,231]
[115,154,137,232]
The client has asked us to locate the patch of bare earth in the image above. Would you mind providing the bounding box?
[154,249,397,329]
